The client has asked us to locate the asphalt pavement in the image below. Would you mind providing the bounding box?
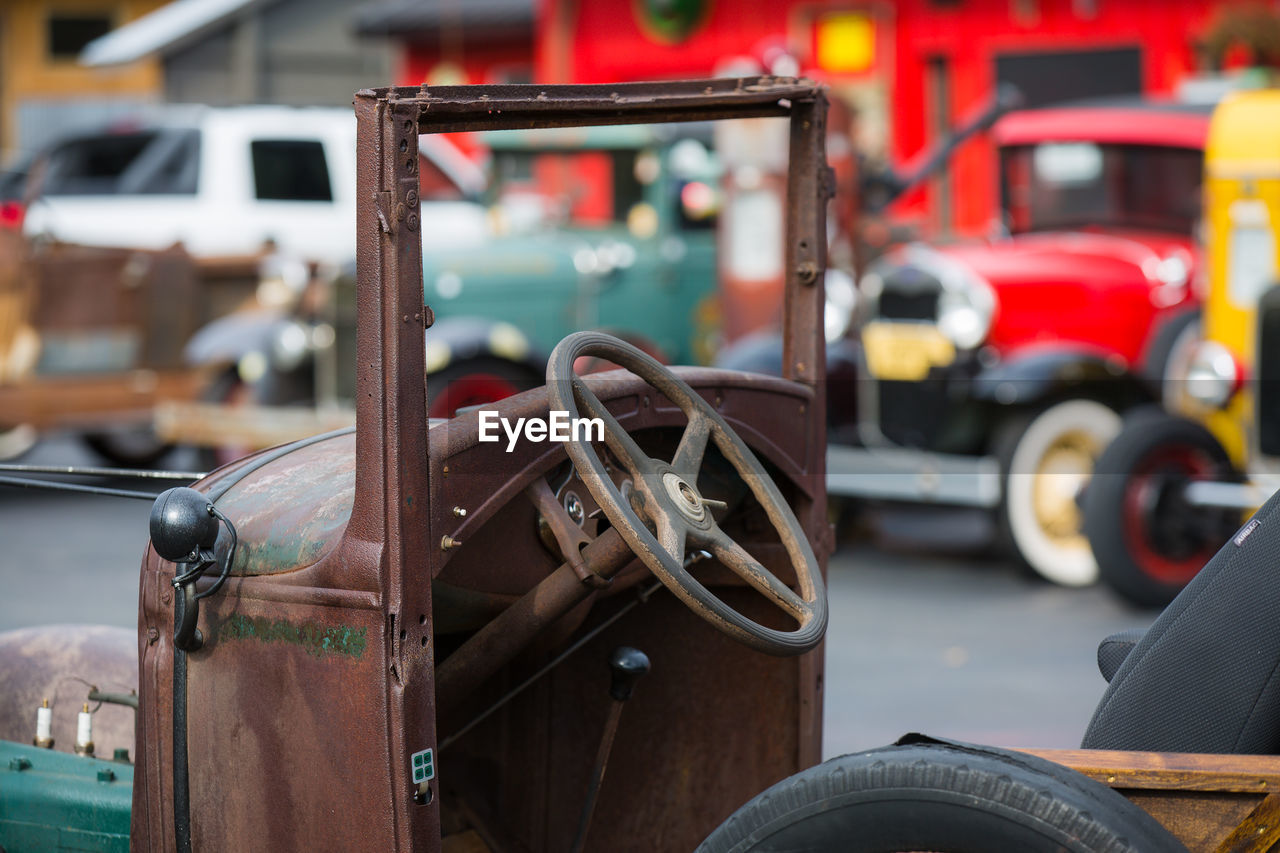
[0,433,1157,758]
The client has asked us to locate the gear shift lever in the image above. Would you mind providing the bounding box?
[571,646,650,853]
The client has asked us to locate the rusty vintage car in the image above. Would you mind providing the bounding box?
[5,79,1280,853]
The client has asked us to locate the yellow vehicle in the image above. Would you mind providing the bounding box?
[1083,89,1280,607]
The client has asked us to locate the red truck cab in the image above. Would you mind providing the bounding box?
[829,99,1210,587]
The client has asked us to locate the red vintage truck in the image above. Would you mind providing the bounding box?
[828,99,1210,587]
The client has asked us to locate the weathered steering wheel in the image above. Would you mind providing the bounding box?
[547,331,827,656]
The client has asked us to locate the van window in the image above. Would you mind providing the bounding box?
[40,129,200,196]
[42,133,156,195]
[251,140,332,202]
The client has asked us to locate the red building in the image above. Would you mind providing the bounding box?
[536,0,1221,237]
[356,0,536,87]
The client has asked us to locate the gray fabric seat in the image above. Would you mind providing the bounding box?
[1096,628,1145,684]
[1083,488,1280,754]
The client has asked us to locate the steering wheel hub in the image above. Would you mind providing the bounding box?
[662,471,707,523]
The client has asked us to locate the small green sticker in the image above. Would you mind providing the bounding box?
[411,748,435,784]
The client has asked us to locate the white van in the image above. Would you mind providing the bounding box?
[21,105,488,263]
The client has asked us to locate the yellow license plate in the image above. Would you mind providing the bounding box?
[862,322,955,381]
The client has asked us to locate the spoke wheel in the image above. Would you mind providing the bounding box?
[1084,407,1238,608]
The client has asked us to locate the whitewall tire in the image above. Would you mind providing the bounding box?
[999,399,1122,587]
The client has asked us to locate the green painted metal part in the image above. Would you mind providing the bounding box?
[425,129,720,366]
[0,739,133,852]
[218,613,368,659]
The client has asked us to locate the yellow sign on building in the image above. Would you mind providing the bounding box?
[816,12,876,75]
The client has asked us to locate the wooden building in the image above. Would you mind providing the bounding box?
[0,0,167,161]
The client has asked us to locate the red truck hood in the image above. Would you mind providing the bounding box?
[937,230,1198,363]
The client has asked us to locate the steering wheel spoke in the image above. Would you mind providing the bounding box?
[654,512,687,566]
[672,412,712,480]
[571,375,651,477]
[697,526,808,620]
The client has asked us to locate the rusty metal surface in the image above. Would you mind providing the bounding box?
[434,528,634,711]
[133,77,833,853]
[781,93,833,774]
[0,625,137,758]
[203,431,356,577]
[441,590,806,851]
[365,77,823,134]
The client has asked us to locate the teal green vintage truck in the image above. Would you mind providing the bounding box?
[429,123,721,361]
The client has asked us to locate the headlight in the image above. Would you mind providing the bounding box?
[878,244,996,350]
[824,269,857,342]
[271,320,312,371]
[1185,341,1238,408]
[937,295,988,350]
[858,270,883,300]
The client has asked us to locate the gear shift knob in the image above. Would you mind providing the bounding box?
[608,646,650,701]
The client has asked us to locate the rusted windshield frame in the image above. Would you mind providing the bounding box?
[346,79,831,841]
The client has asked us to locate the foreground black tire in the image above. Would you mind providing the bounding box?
[1084,408,1237,608]
[698,738,1185,853]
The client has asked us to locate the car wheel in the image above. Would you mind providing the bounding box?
[1084,408,1237,608]
[427,358,538,419]
[996,398,1122,586]
[698,740,1185,852]
[0,424,36,461]
[82,425,172,468]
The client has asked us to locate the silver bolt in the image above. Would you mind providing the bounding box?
[564,492,585,526]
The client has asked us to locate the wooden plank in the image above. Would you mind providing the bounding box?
[1214,792,1280,852]
[0,370,205,428]
[153,401,355,449]
[1123,791,1262,852]
[1019,749,1280,793]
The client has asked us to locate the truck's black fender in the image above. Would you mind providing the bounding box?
[714,331,861,436]
[970,346,1152,410]
[425,316,547,378]
[183,309,291,369]
[1137,306,1200,396]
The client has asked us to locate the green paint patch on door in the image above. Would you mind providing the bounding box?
[218,614,368,659]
